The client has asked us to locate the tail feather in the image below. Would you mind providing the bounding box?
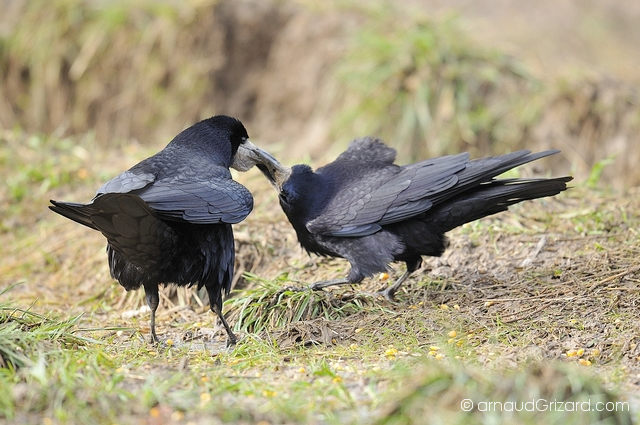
[49,200,99,230]
[429,150,561,206]
[427,176,572,232]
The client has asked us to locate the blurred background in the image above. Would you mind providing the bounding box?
[1,0,639,187]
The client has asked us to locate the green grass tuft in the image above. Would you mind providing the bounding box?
[226,273,377,333]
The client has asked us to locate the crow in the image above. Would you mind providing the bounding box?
[254,137,572,300]
[49,115,269,346]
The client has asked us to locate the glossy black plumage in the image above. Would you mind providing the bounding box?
[256,137,572,300]
[50,115,261,345]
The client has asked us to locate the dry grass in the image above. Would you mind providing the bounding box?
[2,126,639,422]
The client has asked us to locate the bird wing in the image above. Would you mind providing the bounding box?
[97,168,253,225]
[97,170,156,194]
[307,152,470,237]
[136,177,254,224]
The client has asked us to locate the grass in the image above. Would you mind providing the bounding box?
[2,112,640,423]
[227,272,380,334]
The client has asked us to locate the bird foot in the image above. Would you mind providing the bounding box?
[272,285,307,300]
[283,285,307,292]
[376,288,397,302]
[226,335,238,348]
[309,278,352,291]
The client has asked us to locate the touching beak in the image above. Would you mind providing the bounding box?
[231,141,291,190]
[231,140,258,172]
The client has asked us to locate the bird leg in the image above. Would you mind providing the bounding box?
[309,277,353,291]
[144,285,160,344]
[211,302,237,347]
[377,270,410,302]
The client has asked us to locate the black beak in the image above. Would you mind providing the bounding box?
[250,147,291,191]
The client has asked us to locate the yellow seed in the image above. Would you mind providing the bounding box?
[230,359,240,364]
[150,407,161,418]
[448,330,457,338]
[440,304,449,310]
[385,348,399,356]
[409,305,418,309]
[453,304,460,310]
[578,359,592,366]
[448,338,455,344]
[115,367,123,373]
[171,411,185,421]
[254,372,262,378]
[484,301,494,307]
[429,346,440,351]
[332,376,342,383]
[200,376,209,382]
[77,168,88,179]
[592,349,600,356]
[467,333,474,338]
[456,340,464,347]
[349,343,358,350]
[262,390,277,397]
[435,353,444,360]
[380,272,389,281]
[455,355,461,360]
[576,348,584,356]
[428,351,436,356]
[200,392,211,402]
[355,328,363,334]
[166,339,174,346]
[298,367,306,373]
[566,350,577,357]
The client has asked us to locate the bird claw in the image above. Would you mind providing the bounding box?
[274,285,306,298]
[376,288,397,302]
[309,278,352,291]
[309,282,325,291]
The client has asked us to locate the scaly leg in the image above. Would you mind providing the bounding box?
[309,277,352,290]
[377,270,410,302]
[378,258,421,301]
[212,302,237,347]
[144,285,160,344]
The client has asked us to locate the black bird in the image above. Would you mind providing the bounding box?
[254,137,572,300]
[50,115,268,345]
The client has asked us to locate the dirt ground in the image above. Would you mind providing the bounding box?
[34,169,640,385]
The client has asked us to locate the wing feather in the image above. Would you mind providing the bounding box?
[307,152,469,236]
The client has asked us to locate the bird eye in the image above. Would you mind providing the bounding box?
[279,189,290,204]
